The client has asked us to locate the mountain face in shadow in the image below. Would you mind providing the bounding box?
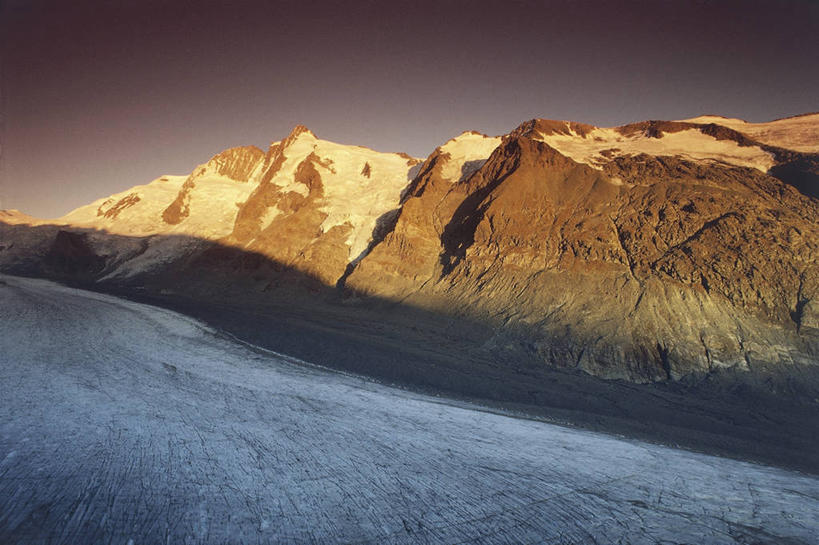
[2,116,818,387]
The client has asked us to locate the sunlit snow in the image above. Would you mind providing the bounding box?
[439,131,503,182]
[682,113,819,153]
[536,125,776,172]
[56,130,421,273]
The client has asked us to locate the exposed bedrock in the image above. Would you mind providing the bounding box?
[345,128,819,382]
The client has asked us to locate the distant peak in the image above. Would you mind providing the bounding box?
[209,145,265,162]
[276,124,316,151]
[769,111,819,122]
[684,114,749,124]
[459,130,490,138]
[289,124,316,140]
[0,209,38,224]
[512,119,598,139]
[441,130,495,149]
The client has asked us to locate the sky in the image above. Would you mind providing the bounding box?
[1,0,817,218]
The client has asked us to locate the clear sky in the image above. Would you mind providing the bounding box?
[1,0,817,218]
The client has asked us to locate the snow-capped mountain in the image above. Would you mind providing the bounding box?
[1,114,817,383]
[52,126,420,282]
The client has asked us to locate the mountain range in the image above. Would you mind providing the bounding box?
[2,113,818,386]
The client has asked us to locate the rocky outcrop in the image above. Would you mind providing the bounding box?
[44,230,107,278]
[206,145,266,182]
[340,131,502,297]
[767,152,819,199]
[97,193,141,220]
[231,151,348,286]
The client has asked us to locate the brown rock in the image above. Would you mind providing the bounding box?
[349,121,819,381]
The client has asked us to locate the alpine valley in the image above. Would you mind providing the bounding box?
[2,113,818,470]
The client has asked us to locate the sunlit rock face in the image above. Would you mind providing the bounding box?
[1,115,818,383]
[346,119,819,381]
[226,126,421,286]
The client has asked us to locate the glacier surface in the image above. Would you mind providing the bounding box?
[0,275,817,544]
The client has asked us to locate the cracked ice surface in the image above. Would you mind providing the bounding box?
[0,275,817,544]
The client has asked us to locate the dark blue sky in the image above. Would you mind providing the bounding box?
[2,0,817,218]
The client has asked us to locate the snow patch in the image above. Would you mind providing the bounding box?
[181,174,259,238]
[60,168,259,240]
[312,139,418,259]
[537,126,776,172]
[61,175,186,234]
[0,209,42,225]
[266,131,318,198]
[258,205,282,233]
[439,132,502,182]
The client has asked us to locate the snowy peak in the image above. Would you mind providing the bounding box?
[435,131,503,182]
[280,125,317,150]
[0,209,41,225]
[159,146,267,227]
[230,127,422,281]
[59,148,269,238]
[289,124,316,139]
[48,125,424,283]
[440,130,498,152]
[512,119,597,139]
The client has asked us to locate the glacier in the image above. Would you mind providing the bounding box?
[0,275,817,544]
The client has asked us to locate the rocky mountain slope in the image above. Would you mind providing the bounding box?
[1,115,817,385]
